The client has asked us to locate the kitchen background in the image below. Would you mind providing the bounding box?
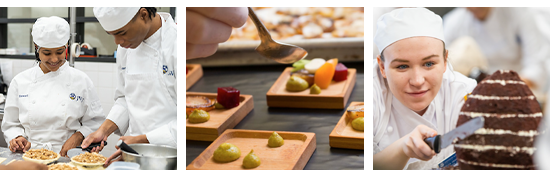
[0,7,177,155]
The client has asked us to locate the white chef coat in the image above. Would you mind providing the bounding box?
[373,60,477,170]
[1,62,105,154]
[108,12,177,148]
[443,7,550,91]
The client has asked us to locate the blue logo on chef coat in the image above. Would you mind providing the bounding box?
[19,94,28,98]
[163,65,174,76]
[70,93,84,102]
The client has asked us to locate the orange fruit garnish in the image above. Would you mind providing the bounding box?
[326,58,338,69]
[314,62,336,89]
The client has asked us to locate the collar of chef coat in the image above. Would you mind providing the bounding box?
[391,94,438,135]
[143,13,163,50]
[34,60,69,79]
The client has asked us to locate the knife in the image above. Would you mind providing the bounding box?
[66,141,108,158]
[423,116,485,154]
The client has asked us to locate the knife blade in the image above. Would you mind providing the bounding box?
[424,116,485,153]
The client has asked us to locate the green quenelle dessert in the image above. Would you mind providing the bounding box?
[242,149,261,169]
[188,109,210,123]
[213,143,241,162]
[351,117,364,131]
[268,132,284,147]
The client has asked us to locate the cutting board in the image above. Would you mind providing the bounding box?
[329,102,364,150]
[186,64,203,90]
[266,67,356,109]
[187,129,316,170]
[186,92,254,141]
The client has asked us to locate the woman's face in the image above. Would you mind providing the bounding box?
[38,46,66,73]
[378,37,447,115]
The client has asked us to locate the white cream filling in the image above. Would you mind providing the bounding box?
[454,144,536,155]
[459,112,542,118]
[474,128,538,137]
[468,94,535,100]
[481,79,526,86]
[498,70,511,74]
[458,159,534,169]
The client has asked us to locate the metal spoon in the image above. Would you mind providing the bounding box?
[247,7,308,64]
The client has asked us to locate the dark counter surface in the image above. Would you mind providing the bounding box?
[186,62,364,170]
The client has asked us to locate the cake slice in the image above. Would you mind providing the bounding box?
[455,70,543,170]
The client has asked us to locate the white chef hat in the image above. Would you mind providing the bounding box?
[374,7,445,54]
[93,7,140,31]
[31,16,70,49]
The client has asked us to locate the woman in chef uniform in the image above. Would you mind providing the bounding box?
[80,7,177,166]
[373,8,477,170]
[1,16,105,157]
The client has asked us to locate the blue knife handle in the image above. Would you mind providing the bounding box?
[424,135,441,154]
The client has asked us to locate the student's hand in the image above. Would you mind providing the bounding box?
[402,125,438,161]
[104,135,148,168]
[9,136,31,152]
[81,130,108,152]
[60,132,84,157]
[3,161,48,170]
[186,7,248,59]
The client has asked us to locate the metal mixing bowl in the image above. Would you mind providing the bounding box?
[120,143,177,170]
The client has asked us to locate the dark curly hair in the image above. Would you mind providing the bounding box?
[141,7,157,20]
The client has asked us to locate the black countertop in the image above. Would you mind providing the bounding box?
[186,62,364,170]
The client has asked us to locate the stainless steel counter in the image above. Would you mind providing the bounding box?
[0,146,117,165]
[0,147,71,165]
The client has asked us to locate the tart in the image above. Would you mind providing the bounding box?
[22,149,60,164]
[71,152,107,167]
[346,104,364,119]
[186,96,215,115]
[48,163,78,170]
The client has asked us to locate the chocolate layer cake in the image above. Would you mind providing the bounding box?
[455,70,542,170]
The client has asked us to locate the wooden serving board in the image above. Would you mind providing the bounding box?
[186,92,254,141]
[329,102,364,150]
[266,67,356,109]
[186,64,203,90]
[187,129,316,170]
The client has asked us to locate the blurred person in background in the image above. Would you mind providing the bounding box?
[443,7,550,93]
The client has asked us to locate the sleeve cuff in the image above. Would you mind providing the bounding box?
[77,126,93,138]
[145,122,177,148]
[106,103,129,136]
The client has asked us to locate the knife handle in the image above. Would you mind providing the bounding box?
[424,135,441,154]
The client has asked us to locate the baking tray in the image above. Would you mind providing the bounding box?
[266,67,356,109]
[186,37,364,67]
[186,129,316,170]
[186,92,254,141]
[186,64,203,90]
[329,102,364,150]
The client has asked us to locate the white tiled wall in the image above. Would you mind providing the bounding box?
[1,58,120,153]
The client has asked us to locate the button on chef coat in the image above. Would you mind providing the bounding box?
[373,60,477,169]
[1,62,105,154]
[107,12,177,148]
[443,7,550,90]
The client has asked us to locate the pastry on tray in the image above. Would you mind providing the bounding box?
[22,148,60,164]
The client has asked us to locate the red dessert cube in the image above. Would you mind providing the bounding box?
[217,87,240,108]
[333,63,348,81]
